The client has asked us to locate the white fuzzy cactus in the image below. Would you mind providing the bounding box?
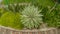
[21,5,43,29]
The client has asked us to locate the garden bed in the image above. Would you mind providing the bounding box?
[0,0,60,34]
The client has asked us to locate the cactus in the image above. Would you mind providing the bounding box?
[21,5,43,29]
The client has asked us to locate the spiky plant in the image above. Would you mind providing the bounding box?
[21,5,43,29]
[3,3,26,13]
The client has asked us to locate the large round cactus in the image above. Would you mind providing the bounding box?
[21,5,43,29]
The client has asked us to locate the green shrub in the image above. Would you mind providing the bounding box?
[21,5,43,29]
[0,12,24,30]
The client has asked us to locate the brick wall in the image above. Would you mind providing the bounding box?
[0,26,58,34]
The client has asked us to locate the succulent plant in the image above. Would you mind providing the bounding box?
[21,5,43,29]
[3,4,26,13]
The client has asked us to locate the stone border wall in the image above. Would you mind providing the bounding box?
[0,25,58,34]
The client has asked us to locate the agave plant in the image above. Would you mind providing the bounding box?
[21,5,43,29]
